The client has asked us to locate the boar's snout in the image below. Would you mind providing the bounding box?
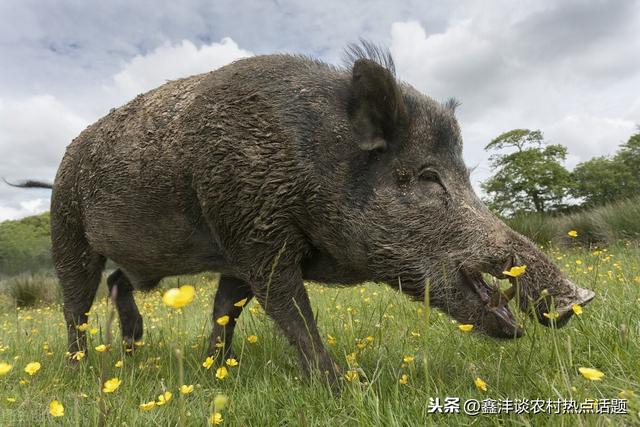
[534,279,595,328]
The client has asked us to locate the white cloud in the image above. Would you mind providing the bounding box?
[0,95,87,175]
[0,198,49,221]
[547,115,637,168]
[1,37,252,221]
[109,38,252,105]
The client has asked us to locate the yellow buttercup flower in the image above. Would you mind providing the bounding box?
[102,377,122,393]
[24,362,41,376]
[95,344,107,353]
[543,312,560,320]
[344,370,358,382]
[162,285,195,308]
[458,324,474,332]
[399,374,409,385]
[156,391,172,405]
[216,315,230,326]
[233,298,248,307]
[115,360,123,368]
[180,384,194,395]
[225,358,238,367]
[568,230,578,237]
[474,377,488,391]
[247,335,258,344]
[213,394,228,410]
[49,400,64,417]
[71,351,85,361]
[572,304,583,315]
[210,412,223,425]
[403,356,414,363]
[578,367,604,381]
[139,401,156,411]
[0,362,12,376]
[203,356,214,370]
[215,366,228,380]
[76,323,89,332]
[503,265,526,277]
[327,335,336,345]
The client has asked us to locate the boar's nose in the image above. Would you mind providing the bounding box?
[539,279,595,328]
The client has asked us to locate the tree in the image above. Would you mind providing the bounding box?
[481,129,572,216]
[571,129,640,206]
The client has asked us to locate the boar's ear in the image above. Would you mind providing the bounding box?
[348,59,408,152]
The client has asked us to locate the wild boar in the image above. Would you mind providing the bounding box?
[9,42,594,383]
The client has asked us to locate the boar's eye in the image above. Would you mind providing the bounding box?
[418,169,447,193]
[418,169,441,184]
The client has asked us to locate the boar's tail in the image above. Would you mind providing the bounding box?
[2,178,54,189]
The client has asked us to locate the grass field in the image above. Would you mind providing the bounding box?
[0,244,639,426]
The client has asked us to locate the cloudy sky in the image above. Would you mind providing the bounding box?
[1,0,638,220]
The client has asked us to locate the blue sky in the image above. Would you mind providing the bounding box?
[1,0,639,220]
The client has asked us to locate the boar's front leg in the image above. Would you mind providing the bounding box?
[208,275,254,362]
[252,266,341,386]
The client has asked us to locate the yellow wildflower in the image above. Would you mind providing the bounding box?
[578,367,604,381]
[503,265,526,277]
[24,362,41,376]
[180,384,194,395]
[568,230,578,237]
[225,358,238,367]
[102,377,122,393]
[213,394,228,410]
[247,335,258,344]
[0,362,12,376]
[156,391,172,405]
[71,351,85,361]
[162,285,195,308]
[216,315,230,326]
[327,335,336,345]
[543,312,560,320]
[115,360,123,368]
[215,366,228,380]
[76,323,89,332]
[89,327,98,335]
[49,400,64,417]
[403,356,414,364]
[458,324,474,332]
[202,356,214,370]
[474,377,488,391]
[233,298,248,307]
[344,370,358,382]
[95,344,107,353]
[139,401,156,411]
[399,374,409,385]
[572,304,583,315]
[210,412,223,425]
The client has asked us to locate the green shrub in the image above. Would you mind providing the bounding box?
[507,196,640,246]
[2,274,60,307]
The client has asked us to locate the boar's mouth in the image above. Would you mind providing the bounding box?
[461,269,524,339]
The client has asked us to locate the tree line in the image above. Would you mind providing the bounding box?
[481,128,640,217]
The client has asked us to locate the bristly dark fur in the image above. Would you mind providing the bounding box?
[343,39,396,76]
[442,97,461,113]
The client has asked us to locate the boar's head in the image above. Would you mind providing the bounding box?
[340,49,594,338]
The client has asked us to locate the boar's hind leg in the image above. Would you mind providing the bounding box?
[253,269,340,385]
[107,269,144,351]
[208,275,254,362]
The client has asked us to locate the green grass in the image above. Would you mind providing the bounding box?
[0,245,639,426]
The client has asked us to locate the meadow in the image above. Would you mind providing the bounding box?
[0,242,639,426]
